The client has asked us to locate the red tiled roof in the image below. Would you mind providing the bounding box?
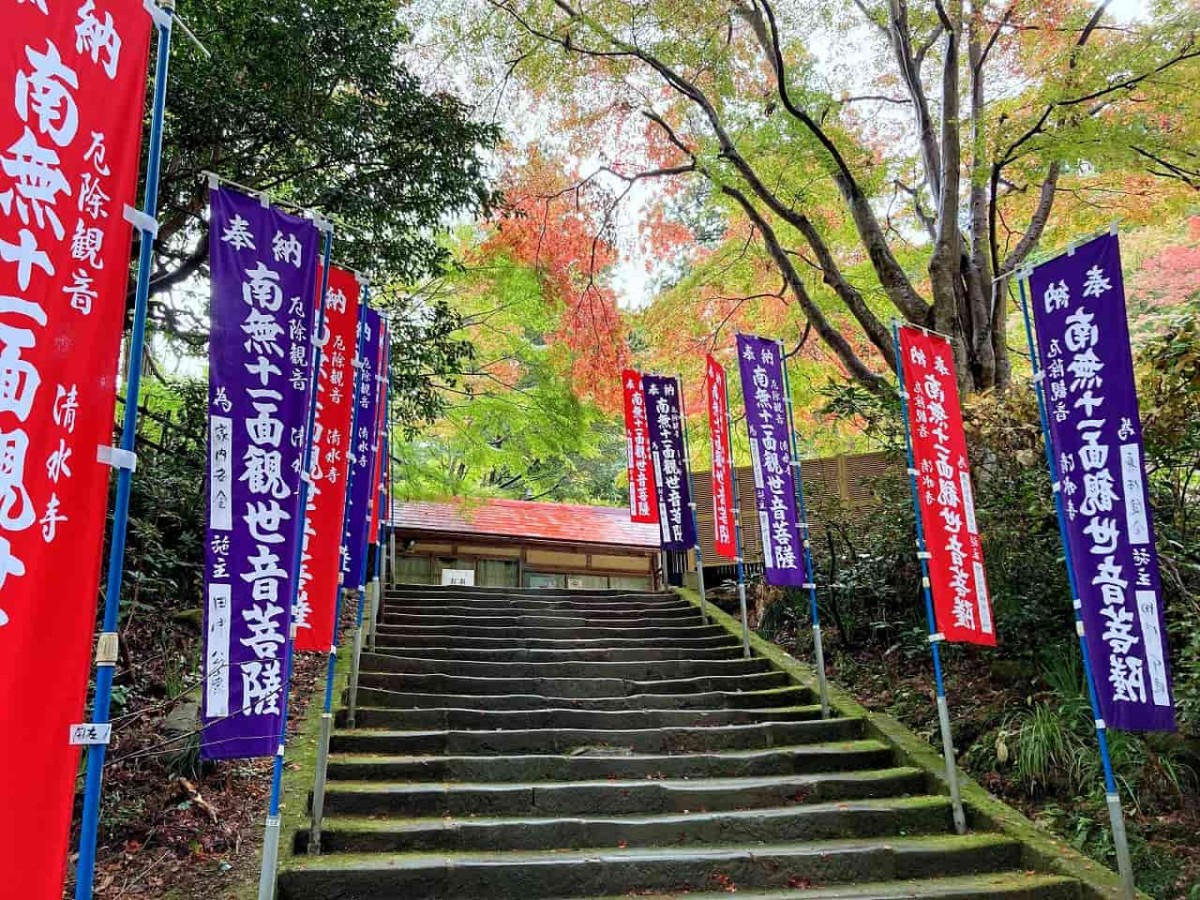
[389,498,660,549]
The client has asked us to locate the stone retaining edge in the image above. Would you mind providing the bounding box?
[676,587,1145,900]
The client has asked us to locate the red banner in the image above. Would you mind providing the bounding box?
[0,2,152,894]
[898,326,995,646]
[621,368,658,524]
[705,356,737,561]
[294,266,360,651]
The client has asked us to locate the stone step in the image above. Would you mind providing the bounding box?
[379,612,707,630]
[351,685,812,711]
[388,585,667,600]
[328,717,865,756]
[301,796,954,853]
[380,602,689,616]
[359,653,773,680]
[383,595,693,609]
[324,740,895,782]
[363,633,739,651]
[355,669,792,698]
[386,586,670,601]
[571,872,1082,899]
[337,704,824,732]
[372,622,730,640]
[279,585,1093,900]
[384,602,700,619]
[276,834,1022,900]
[318,768,926,817]
[366,642,746,662]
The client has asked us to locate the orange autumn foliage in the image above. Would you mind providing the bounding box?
[478,154,631,412]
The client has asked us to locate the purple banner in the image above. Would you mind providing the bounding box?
[341,309,385,590]
[736,334,805,586]
[1029,232,1175,732]
[642,374,696,551]
[202,187,321,758]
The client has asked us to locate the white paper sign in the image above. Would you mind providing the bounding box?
[69,723,112,746]
[442,569,475,586]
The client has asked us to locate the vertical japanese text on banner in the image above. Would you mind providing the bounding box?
[641,373,695,551]
[734,334,804,587]
[202,187,321,759]
[1028,233,1174,732]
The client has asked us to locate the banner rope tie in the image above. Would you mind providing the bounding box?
[141,0,173,29]
[97,445,138,472]
[123,204,159,238]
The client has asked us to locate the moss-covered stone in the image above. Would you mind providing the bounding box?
[674,587,1143,900]
[279,636,354,866]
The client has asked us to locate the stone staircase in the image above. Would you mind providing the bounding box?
[278,585,1094,899]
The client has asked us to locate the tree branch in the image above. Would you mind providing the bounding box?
[887,0,943,202]
[1001,163,1061,273]
[758,0,929,322]
[793,214,896,369]
[723,185,887,394]
[141,232,211,306]
[894,179,937,240]
[1132,145,1200,189]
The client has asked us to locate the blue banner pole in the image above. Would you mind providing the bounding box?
[308,282,370,854]
[347,323,385,726]
[74,7,175,897]
[380,374,391,577]
[890,320,967,834]
[1016,278,1136,897]
[256,223,335,900]
[387,408,396,589]
[777,341,831,717]
[381,359,393,590]
[675,376,710,624]
[369,358,391,650]
[720,368,752,657]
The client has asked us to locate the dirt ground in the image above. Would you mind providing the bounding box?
[776,615,1200,900]
[62,611,329,900]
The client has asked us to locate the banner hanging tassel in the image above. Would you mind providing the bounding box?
[890,321,968,835]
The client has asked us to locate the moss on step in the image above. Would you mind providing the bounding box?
[675,587,1142,900]
[278,634,353,866]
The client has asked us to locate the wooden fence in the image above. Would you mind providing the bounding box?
[691,451,897,567]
